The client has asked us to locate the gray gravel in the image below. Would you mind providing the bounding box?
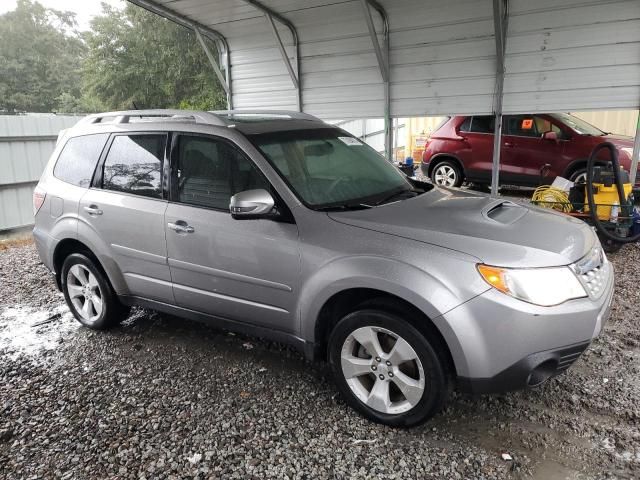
[1,240,639,479]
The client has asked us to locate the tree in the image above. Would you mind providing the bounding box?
[82,4,226,111]
[0,0,86,113]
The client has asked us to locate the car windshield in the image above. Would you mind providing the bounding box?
[551,113,605,136]
[249,128,415,209]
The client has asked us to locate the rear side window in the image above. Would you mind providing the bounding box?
[469,116,495,133]
[458,117,472,132]
[53,134,108,187]
[102,134,166,199]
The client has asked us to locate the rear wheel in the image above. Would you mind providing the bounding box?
[328,309,449,427]
[61,253,128,329]
[430,160,463,187]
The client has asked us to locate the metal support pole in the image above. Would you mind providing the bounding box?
[630,111,640,185]
[490,0,508,196]
[243,0,301,112]
[194,28,232,107]
[360,0,391,161]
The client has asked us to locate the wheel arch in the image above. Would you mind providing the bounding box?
[563,158,607,179]
[53,238,119,293]
[312,287,457,377]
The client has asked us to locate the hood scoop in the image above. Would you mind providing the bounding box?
[482,200,527,224]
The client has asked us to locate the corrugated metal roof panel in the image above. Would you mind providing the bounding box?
[130,0,640,116]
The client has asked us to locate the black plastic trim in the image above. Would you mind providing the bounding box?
[457,341,591,395]
[119,295,311,357]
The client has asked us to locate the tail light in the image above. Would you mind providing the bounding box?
[33,186,46,216]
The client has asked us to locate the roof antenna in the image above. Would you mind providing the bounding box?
[132,102,139,110]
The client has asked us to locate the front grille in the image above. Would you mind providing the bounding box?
[572,247,609,299]
[555,343,589,372]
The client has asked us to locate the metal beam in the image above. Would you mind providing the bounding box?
[490,0,508,196]
[265,14,299,91]
[360,0,392,162]
[126,0,233,109]
[630,111,640,185]
[194,28,231,104]
[242,0,301,112]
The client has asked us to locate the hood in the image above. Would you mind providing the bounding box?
[601,134,634,148]
[328,188,595,268]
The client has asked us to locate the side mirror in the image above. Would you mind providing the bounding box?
[229,189,275,219]
[542,131,558,142]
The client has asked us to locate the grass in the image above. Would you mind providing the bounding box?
[0,237,34,251]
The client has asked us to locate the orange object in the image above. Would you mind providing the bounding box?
[477,264,510,294]
[521,119,533,129]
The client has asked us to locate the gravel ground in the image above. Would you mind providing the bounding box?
[0,238,639,479]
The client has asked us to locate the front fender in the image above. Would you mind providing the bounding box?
[297,255,484,368]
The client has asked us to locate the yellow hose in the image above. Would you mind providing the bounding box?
[531,186,573,213]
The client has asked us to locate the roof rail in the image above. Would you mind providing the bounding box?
[79,110,227,127]
[211,110,320,121]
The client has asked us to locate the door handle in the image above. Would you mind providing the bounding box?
[83,205,103,216]
[503,142,514,148]
[168,221,194,234]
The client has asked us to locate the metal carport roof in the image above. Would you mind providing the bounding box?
[127,0,640,191]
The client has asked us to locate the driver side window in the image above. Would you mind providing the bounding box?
[174,135,269,210]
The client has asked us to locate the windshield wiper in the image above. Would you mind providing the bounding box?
[374,188,418,206]
[315,203,371,212]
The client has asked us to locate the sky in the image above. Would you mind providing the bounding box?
[0,0,124,30]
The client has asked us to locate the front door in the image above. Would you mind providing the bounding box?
[500,115,566,185]
[79,132,173,302]
[164,133,300,333]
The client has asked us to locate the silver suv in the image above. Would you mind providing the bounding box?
[33,110,613,427]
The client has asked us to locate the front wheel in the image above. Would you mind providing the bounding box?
[61,253,128,329]
[328,309,449,427]
[569,168,587,184]
[430,160,463,187]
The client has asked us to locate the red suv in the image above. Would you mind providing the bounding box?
[420,113,636,187]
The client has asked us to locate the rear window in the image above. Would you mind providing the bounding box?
[53,134,108,187]
[102,134,166,199]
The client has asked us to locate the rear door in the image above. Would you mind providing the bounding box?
[458,116,495,183]
[164,133,300,333]
[78,132,173,302]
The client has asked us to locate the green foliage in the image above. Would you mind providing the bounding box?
[82,4,226,111]
[0,0,226,114]
[0,0,85,113]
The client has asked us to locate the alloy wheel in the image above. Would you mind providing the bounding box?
[433,164,457,186]
[573,172,587,184]
[340,326,425,415]
[66,264,103,323]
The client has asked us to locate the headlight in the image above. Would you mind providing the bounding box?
[477,264,587,306]
[620,147,634,159]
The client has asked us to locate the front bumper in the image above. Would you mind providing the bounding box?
[457,341,591,394]
[442,260,614,394]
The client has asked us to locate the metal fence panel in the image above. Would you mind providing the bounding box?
[0,115,82,231]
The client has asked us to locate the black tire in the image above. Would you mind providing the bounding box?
[569,168,587,184]
[430,160,463,187]
[328,309,450,427]
[61,253,128,330]
[598,235,624,254]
